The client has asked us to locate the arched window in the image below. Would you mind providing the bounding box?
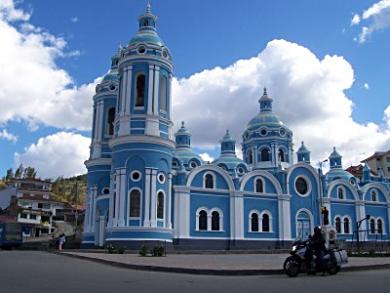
[335,217,341,233]
[262,213,270,232]
[370,218,376,234]
[255,178,263,193]
[247,150,253,164]
[371,190,377,202]
[198,210,207,231]
[136,74,145,107]
[205,174,214,189]
[278,149,285,162]
[377,219,383,234]
[343,217,350,234]
[260,149,270,162]
[337,187,344,199]
[159,75,167,111]
[157,191,164,219]
[211,211,220,231]
[129,189,140,217]
[107,107,115,135]
[251,213,259,232]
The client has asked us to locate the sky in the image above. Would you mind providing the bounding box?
[0,0,389,179]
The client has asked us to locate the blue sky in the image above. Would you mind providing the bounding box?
[0,0,389,178]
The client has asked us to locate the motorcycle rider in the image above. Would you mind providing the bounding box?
[309,226,327,274]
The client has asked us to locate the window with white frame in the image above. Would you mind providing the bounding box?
[129,189,141,218]
[370,218,376,234]
[377,218,383,234]
[337,186,345,199]
[371,190,377,202]
[157,191,164,220]
[106,107,115,135]
[197,209,207,231]
[260,148,271,162]
[159,75,167,111]
[250,211,259,232]
[211,211,220,231]
[343,217,351,234]
[335,217,341,233]
[255,177,264,193]
[135,73,145,107]
[247,150,253,164]
[260,211,272,232]
[204,173,215,189]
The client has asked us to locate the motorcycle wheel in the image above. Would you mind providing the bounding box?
[327,263,339,275]
[284,256,300,277]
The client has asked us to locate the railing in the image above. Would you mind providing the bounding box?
[349,229,390,253]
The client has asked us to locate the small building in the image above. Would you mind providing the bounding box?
[361,150,390,178]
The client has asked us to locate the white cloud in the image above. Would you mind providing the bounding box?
[0,0,30,22]
[0,1,97,131]
[199,153,214,163]
[385,105,390,128]
[172,39,390,167]
[351,14,361,26]
[0,128,17,143]
[363,82,370,90]
[351,0,390,43]
[14,132,90,178]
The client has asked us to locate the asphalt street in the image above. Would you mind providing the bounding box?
[0,251,389,293]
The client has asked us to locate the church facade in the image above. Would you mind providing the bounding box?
[82,4,390,250]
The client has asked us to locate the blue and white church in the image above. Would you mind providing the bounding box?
[82,4,390,249]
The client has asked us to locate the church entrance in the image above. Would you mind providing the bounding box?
[296,210,311,240]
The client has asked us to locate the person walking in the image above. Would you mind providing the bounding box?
[58,233,66,251]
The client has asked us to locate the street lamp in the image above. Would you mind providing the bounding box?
[356,214,371,252]
[318,159,328,226]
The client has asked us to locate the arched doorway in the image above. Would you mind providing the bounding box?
[296,210,312,240]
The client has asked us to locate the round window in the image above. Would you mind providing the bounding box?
[280,128,286,136]
[102,187,110,195]
[131,171,142,182]
[157,173,165,184]
[162,50,168,58]
[109,84,116,91]
[190,161,197,168]
[137,46,146,54]
[237,167,244,175]
[260,129,267,136]
[295,177,308,195]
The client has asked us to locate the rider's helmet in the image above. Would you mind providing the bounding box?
[314,226,322,234]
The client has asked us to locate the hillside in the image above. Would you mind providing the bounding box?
[51,174,87,206]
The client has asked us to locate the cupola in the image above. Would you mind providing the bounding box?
[297,141,311,163]
[329,147,342,169]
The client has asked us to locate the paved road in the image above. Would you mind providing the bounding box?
[1,251,389,293]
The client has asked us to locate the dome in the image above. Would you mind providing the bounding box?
[247,112,284,129]
[325,168,354,182]
[212,155,248,176]
[129,33,164,47]
[102,68,119,82]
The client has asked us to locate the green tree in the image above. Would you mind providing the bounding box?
[14,164,24,179]
[23,167,37,179]
[5,168,14,182]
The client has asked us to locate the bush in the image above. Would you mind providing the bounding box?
[105,244,125,254]
[139,245,148,256]
[152,246,165,257]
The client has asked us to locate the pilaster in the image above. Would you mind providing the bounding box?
[150,169,158,227]
[143,168,152,226]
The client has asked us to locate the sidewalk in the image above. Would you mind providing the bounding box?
[58,251,390,275]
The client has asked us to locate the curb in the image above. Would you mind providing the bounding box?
[53,252,390,276]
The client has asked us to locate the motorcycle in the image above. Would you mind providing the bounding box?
[283,239,348,277]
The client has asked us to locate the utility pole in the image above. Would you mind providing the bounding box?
[74,182,78,233]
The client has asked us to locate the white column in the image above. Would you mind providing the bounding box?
[166,173,173,229]
[97,100,104,141]
[84,188,91,232]
[91,186,98,231]
[125,66,132,115]
[356,201,367,241]
[150,169,158,227]
[143,168,151,226]
[120,68,127,115]
[108,175,114,227]
[168,73,173,120]
[173,186,190,238]
[231,191,244,240]
[114,170,121,227]
[147,65,154,115]
[278,194,292,240]
[118,168,126,227]
[153,66,160,115]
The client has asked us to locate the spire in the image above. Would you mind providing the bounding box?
[146,1,152,14]
[329,146,342,169]
[297,141,311,163]
[138,1,157,33]
[259,87,273,113]
[220,129,236,155]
